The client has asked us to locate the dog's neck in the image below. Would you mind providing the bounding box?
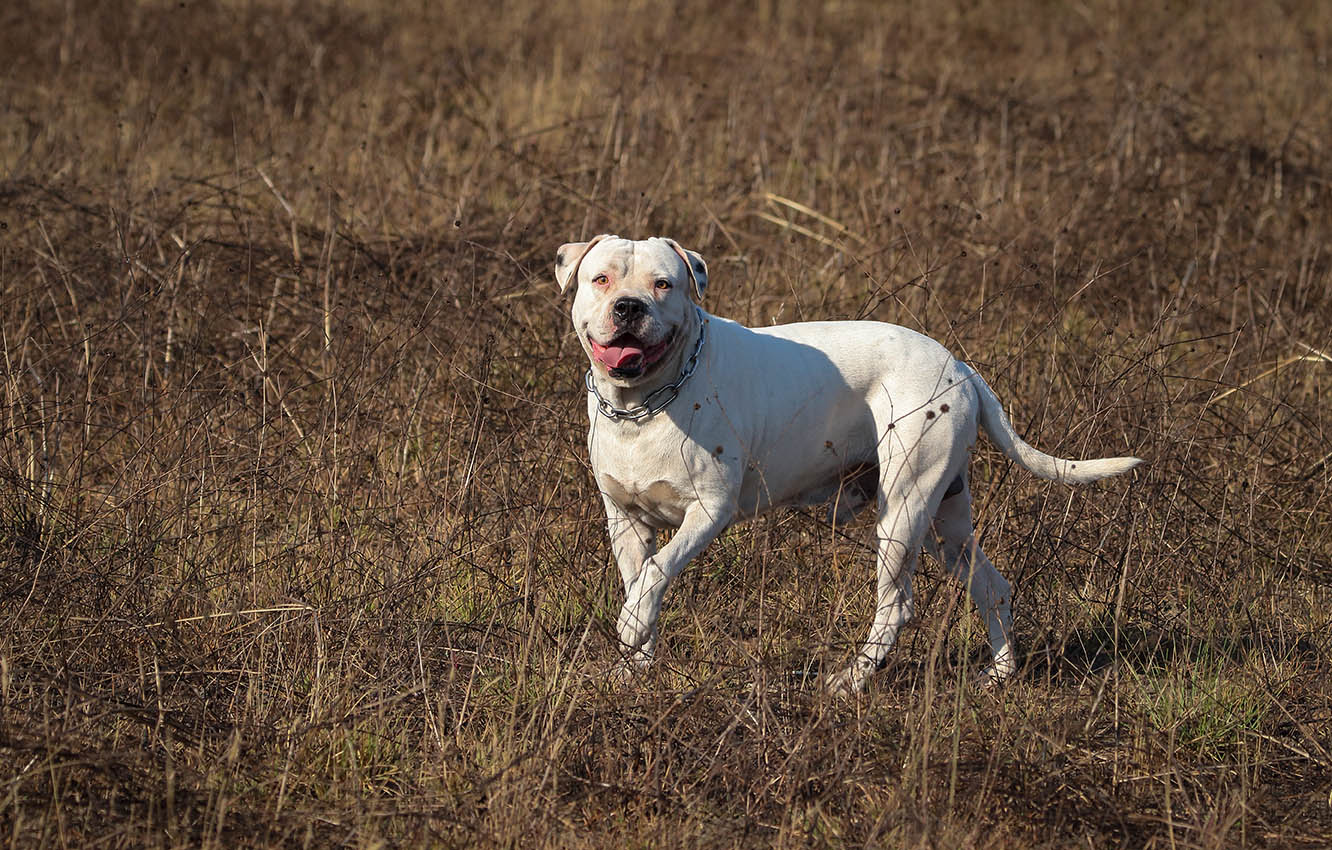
[586,310,705,421]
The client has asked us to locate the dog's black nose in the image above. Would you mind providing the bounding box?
[612,297,647,323]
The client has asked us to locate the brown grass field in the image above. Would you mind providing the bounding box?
[2,0,1331,846]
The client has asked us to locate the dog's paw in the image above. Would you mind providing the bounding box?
[607,661,636,689]
[822,665,869,699]
[615,591,662,657]
[976,660,1017,689]
[608,654,653,689]
[980,646,1017,686]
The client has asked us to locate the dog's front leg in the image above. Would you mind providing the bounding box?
[616,500,734,664]
[602,494,656,596]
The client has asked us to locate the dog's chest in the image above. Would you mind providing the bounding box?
[597,472,688,528]
[589,425,716,529]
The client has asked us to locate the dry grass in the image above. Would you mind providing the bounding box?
[2,0,1330,846]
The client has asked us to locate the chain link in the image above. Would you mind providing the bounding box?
[586,308,706,421]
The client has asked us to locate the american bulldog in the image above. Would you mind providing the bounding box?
[557,234,1141,694]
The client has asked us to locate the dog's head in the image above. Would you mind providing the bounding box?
[556,235,708,386]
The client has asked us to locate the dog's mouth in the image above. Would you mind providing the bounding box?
[588,330,675,379]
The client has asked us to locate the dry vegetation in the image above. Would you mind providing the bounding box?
[2,0,1331,846]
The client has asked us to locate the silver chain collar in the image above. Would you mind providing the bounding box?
[585,308,706,422]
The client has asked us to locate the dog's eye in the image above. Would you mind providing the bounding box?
[592,274,609,286]
[654,279,672,290]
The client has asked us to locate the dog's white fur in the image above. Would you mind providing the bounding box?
[558,235,1141,694]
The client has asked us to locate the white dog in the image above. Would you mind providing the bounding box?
[557,234,1141,695]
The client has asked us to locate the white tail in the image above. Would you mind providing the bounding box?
[963,365,1143,485]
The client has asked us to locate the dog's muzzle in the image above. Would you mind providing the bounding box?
[588,330,675,378]
[587,307,706,421]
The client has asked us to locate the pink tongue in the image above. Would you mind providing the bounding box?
[597,343,645,368]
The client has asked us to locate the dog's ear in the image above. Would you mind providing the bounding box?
[662,238,708,300]
[555,234,614,294]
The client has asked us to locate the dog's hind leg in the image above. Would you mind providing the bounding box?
[825,460,936,696]
[930,476,1015,683]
